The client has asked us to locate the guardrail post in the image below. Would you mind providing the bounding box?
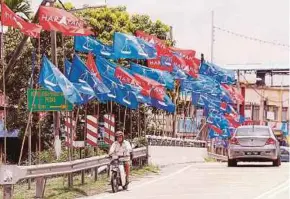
[68,174,73,188]
[107,164,110,178]
[3,185,13,199]
[94,167,98,181]
[145,145,149,165]
[81,170,85,185]
[35,177,46,199]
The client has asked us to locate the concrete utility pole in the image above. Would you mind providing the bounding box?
[210,10,214,63]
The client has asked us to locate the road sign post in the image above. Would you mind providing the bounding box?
[27,89,73,112]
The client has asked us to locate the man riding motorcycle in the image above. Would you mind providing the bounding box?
[109,131,132,185]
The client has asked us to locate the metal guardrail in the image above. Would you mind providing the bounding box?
[207,152,228,162]
[146,135,207,148]
[0,147,148,199]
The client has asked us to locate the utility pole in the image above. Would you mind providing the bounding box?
[236,70,241,113]
[210,10,214,63]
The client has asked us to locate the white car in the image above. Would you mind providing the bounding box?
[228,125,280,167]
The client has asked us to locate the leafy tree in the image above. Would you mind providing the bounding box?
[3,4,173,162]
[4,0,31,19]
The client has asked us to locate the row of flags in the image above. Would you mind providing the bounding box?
[1,1,245,140]
[1,3,93,38]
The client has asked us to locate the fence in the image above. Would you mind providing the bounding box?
[146,135,207,148]
[0,147,148,199]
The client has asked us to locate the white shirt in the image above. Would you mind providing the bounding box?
[109,140,132,161]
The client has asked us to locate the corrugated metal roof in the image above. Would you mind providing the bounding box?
[223,64,290,71]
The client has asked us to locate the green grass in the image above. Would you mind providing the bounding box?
[204,157,217,162]
[2,165,159,199]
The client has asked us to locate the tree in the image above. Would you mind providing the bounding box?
[4,0,31,19]
[3,5,172,162]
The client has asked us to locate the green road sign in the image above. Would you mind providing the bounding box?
[27,89,73,112]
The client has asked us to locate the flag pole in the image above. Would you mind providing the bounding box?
[0,1,7,163]
[123,107,127,132]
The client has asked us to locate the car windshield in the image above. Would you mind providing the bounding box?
[235,127,270,137]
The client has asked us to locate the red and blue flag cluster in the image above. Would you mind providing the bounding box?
[3,3,245,138]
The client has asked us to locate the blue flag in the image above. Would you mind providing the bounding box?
[65,60,96,103]
[39,55,83,105]
[74,36,114,58]
[95,55,117,78]
[200,62,235,85]
[172,65,187,80]
[69,55,110,102]
[101,75,139,109]
[113,32,157,59]
[130,62,174,90]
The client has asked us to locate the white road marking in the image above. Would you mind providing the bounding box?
[254,179,290,199]
[87,164,194,199]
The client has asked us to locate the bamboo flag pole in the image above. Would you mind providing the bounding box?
[123,107,127,132]
[0,3,7,163]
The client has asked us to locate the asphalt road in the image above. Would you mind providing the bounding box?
[81,162,290,199]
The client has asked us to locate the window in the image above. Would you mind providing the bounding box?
[236,127,270,136]
[282,108,288,122]
[253,106,260,121]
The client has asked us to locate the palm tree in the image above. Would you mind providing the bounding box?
[4,0,31,19]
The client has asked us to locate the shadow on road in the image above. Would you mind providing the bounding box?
[236,164,274,167]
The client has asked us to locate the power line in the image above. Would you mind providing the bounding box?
[214,26,290,49]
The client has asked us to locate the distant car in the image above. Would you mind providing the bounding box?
[228,125,281,167]
[280,146,290,162]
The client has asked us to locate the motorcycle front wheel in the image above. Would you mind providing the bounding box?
[111,172,119,193]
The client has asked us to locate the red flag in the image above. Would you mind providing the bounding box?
[222,84,244,103]
[115,66,139,86]
[38,6,93,36]
[86,53,102,80]
[147,56,173,72]
[133,74,165,101]
[224,114,240,128]
[172,55,198,78]
[1,3,42,38]
[208,124,223,134]
[170,47,196,60]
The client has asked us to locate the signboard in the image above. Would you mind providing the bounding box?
[267,111,275,120]
[27,89,73,112]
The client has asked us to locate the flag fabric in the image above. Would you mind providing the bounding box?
[64,59,72,77]
[172,65,187,80]
[95,55,117,78]
[172,54,199,78]
[147,56,173,72]
[200,62,235,84]
[38,6,93,36]
[170,47,196,60]
[86,115,98,147]
[86,53,102,80]
[130,62,174,90]
[38,55,83,104]
[133,73,165,101]
[222,84,244,103]
[113,32,157,59]
[65,59,96,103]
[135,30,170,56]
[101,75,139,109]
[74,36,114,58]
[1,3,42,38]
[115,66,139,86]
[136,31,173,71]
[69,55,110,102]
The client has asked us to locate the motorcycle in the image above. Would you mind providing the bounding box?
[110,155,128,193]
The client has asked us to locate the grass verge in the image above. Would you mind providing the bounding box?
[204,157,217,162]
[3,165,159,199]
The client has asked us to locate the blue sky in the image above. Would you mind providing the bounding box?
[32,0,289,68]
